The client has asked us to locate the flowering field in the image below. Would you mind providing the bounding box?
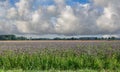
[0,40,120,71]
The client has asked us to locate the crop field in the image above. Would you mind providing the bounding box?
[0,40,120,72]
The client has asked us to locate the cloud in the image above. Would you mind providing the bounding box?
[15,0,33,16]
[55,6,79,35]
[6,7,18,19]
[94,0,120,34]
[0,0,120,36]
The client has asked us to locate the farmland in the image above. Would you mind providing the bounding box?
[0,40,120,71]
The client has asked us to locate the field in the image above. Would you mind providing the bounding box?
[0,40,120,72]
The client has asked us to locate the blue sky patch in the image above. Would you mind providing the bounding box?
[9,0,89,6]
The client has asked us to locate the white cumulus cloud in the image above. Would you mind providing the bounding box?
[0,0,120,36]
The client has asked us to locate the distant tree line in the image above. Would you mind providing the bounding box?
[0,35,27,40]
[53,37,119,40]
[0,35,119,40]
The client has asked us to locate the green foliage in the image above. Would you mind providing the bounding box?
[1,69,119,72]
[0,48,120,71]
[0,35,28,40]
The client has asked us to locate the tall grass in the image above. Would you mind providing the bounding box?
[0,47,120,71]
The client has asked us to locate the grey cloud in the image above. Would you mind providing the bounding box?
[0,0,120,36]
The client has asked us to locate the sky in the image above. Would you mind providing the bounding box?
[0,0,120,38]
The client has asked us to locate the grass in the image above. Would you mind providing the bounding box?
[0,45,120,71]
[0,69,107,72]
[0,69,119,72]
[0,50,120,71]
